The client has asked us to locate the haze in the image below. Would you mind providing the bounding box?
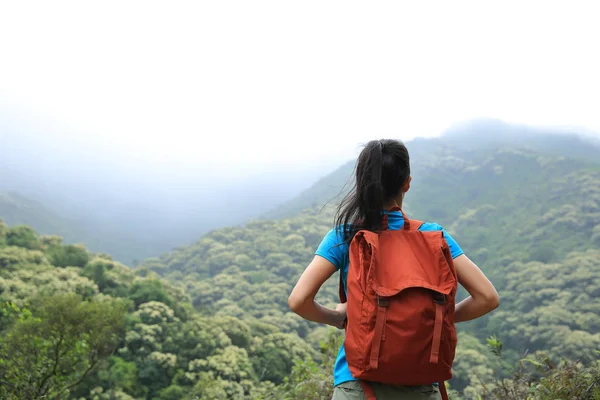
[2,1,600,172]
[1,0,599,261]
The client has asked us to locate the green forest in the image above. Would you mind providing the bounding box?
[1,136,600,399]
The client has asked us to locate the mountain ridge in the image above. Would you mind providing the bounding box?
[266,119,600,220]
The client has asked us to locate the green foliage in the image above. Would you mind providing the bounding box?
[450,334,497,397]
[6,224,40,249]
[0,245,49,276]
[213,316,253,348]
[489,250,600,363]
[144,208,337,340]
[0,219,8,246]
[272,329,342,400]
[476,338,600,400]
[128,278,175,309]
[47,243,90,268]
[99,357,139,395]
[0,294,127,399]
[82,257,133,297]
[157,384,186,400]
[250,333,316,384]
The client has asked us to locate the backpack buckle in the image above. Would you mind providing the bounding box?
[377,296,389,307]
[433,293,446,305]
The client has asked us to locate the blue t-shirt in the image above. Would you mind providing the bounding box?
[315,211,464,387]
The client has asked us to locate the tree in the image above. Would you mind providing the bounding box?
[0,219,8,246]
[0,293,127,399]
[213,316,253,349]
[250,333,316,384]
[6,225,40,250]
[128,278,174,309]
[47,244,90,268]
[82,257,133,297]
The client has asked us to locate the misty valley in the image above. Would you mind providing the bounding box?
[1,121,600,399]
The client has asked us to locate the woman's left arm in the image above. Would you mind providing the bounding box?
[288,255,346,329]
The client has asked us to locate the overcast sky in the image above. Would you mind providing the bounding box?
[1,0,599,178]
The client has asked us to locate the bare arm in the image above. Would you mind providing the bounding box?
[288,255,346,329]
[453,254,500,323]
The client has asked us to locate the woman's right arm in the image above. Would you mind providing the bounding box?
[288,255,347,329]
[453,254,500,323]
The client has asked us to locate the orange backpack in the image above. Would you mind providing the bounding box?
[339,207,458,400]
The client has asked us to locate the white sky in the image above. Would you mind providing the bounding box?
[1,0,599,176]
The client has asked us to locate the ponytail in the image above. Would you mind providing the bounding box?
[334,139,410,243]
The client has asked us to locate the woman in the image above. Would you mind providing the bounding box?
[288,139,500,400]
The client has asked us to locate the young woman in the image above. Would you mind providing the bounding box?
[288,139,500,400]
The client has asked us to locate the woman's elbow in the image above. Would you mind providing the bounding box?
[486,290,500,311]
[288,293,305,313]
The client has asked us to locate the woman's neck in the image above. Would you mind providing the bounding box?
[383,194,404,210]
[383,201,403,210]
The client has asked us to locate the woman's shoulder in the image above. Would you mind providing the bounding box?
[416,221,464,258]
[324,224,349,243]
[316,225,350,270]
[417,222,444,232]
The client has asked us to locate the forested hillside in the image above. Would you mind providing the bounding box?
[2,215,599,399]
[0,192,77,240]
[0,191,173,268]
[0,221,325,399]
[2,127,600,399]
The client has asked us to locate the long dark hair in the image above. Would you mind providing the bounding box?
[334,139,411,243]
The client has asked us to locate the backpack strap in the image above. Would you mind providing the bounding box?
[360,381,377,400]
[338,270,347,303]
[430,300,444,363]
[369,296,389,369]
[439,382,449,400]
[338,270,348,329]
[409,219,424,231]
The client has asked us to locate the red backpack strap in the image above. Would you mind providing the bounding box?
[360,381,377,400]
[338,272,348,329]
[339,270,346,303]
[409,219,424,231]
[439,382,449,400]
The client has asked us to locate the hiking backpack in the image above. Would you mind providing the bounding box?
[339,207,458,400]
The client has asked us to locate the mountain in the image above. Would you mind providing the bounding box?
[0,191,77,238]
[0,112,318,264]
[0,176,305,265]
[0,177,306,266]
[266,119,600,219]
[0,191,178,265]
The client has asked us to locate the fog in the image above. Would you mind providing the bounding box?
[1,1,600,262]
